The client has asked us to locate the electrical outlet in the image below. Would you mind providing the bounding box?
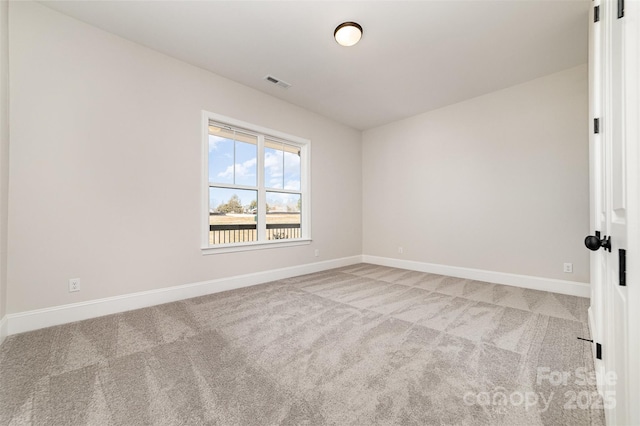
[314,249,319,257]
[69,278,81,292]
[563,263,573,273]
[398,247,404,254]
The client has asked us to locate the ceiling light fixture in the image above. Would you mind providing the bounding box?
[334,22,363,47]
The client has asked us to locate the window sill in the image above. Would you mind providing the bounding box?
[201,239,312,255]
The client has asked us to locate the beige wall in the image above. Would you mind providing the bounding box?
[0,0,8,320]
[363,65,590,283]
[6,1,589,318]
[7,2,362,313]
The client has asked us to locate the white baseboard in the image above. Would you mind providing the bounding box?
[4,254,591,338]
[0,315,7,346]
[6,255,363,336]
[362,255,591,298]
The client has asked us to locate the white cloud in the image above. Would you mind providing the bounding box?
[284,153,300,167]
[218,158,257,179]
[265,150,301,189]
[264,151,283,188]
[284,180,300,190]
[265,153,283,173]
[264,151,281,167]
[209,135,226,152]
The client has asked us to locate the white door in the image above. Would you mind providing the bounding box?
[588,0,639,424]
[587,0,608,405]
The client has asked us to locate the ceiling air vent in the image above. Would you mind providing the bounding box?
[264,75,291,89]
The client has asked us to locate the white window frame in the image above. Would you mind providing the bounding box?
[201,111,311,254]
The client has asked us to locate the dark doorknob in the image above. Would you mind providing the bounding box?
[585,231,611,252]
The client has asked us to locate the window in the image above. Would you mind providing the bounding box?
[202,111,310,253]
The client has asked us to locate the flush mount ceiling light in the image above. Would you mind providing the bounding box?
[334,21,363,47]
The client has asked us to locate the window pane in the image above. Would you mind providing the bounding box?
[235,140,257,186]
[264,143,283,189]
[284,150,301,191]
[208,135,233,185]
[209,127,257,186]
[266,192,301,240]
[265,140,300,190]
[209,187,258,244]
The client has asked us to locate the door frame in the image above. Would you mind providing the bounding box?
[623,1,640,424]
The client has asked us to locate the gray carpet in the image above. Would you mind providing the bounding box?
[0,263,605,425]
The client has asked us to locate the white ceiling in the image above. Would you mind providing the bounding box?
[40,0,589,131]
